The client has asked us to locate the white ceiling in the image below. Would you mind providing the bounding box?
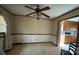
[2,4,79,19]
[67,17,79,22]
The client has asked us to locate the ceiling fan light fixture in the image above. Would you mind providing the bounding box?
[24,5,50,20]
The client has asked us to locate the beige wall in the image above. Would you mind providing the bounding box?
[12,16,56,43]
[13,16,53,34]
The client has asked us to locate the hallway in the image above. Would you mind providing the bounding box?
[7,43,60,55]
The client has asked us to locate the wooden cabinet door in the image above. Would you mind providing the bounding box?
[63,21,78,43]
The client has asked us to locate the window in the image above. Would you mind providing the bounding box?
[0,15,7,32]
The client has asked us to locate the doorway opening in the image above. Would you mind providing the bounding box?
[57,17,79,50]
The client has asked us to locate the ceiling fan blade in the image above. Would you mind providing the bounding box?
[41,13,50,18]
[24,6,35,10]
[40,6,50,11]
[25,12,35,16]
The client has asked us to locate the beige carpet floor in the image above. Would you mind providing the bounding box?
[7,42,60,55]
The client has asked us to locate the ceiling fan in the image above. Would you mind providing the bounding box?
[24,5,50,20]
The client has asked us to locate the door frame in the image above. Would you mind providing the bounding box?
[57,16,79,46]
[76,19,79,41]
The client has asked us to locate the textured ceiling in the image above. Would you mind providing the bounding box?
[67,17,79,22]
[2,4,79,19]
